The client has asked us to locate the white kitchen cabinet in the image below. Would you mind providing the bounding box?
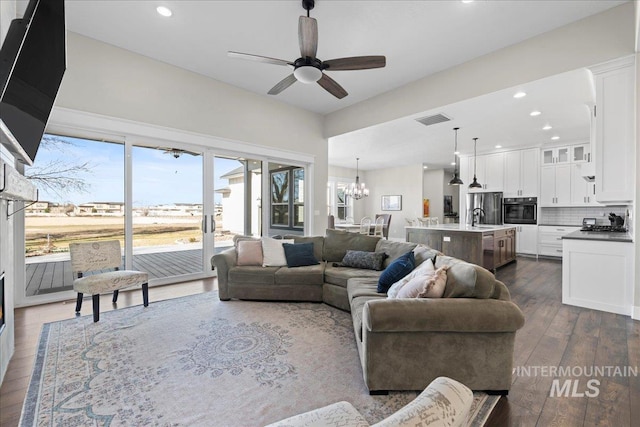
[570,163,599,206]
[563,238,633,315]
[469,153,504,192]
[540,164,570,206]
[538,225,580,257]
[515,224,537,255]
[504,149,538,197]
[591,56,635,203]
[571,143,591,163]
[541,146,570,165]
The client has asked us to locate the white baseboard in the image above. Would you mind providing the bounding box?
[632,306,640,321]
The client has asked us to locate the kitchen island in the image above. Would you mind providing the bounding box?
[405,224,517,271]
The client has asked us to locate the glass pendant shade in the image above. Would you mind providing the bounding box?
[469,137,482,189]
[448,127,463,186]
[346,158,369,200]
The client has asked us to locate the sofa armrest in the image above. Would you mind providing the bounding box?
[212,248,238,301]
[372,377,473,427]
[363,298,525,333]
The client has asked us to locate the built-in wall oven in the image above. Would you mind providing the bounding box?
[503,197,537,224]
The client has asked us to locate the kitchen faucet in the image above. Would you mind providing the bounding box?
[471,208,485,227]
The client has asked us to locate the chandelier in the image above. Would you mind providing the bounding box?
[346,158,369,200]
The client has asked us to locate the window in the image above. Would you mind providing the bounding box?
[327,180,352,221]
[270,167,304,229]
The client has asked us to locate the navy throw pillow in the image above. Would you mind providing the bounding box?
[378,251,416,293]
[283,242,320,268]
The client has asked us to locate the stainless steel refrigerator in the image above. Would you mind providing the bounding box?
[466,192,503,225]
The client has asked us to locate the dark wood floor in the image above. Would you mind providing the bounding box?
[1,257,639,426]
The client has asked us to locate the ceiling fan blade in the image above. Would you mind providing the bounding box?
[323,56,386,71]
[317,73,348,99]
[268,74,298,95]
[228,51,292,67]
[299,16,318,58]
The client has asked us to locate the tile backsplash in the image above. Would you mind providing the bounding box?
[540,206,631,227]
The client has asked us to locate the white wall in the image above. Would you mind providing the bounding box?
[324,2,636,139]
[55,32,328,236]
[357,164,423,240]
[423,169,445,222]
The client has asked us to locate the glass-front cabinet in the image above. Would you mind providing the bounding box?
[541,146,570,165]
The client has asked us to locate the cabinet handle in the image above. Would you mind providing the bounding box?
[588,153,591,162]
[593,184,595,195]
[583,197,586,203]
[557,229,565,231]
[556,249,563,253]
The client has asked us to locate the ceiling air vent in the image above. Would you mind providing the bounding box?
[415,113,451,127]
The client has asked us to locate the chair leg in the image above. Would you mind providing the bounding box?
[142,283,149,307]
[75,293,83,313]
[92,294,100,322]
[112,290,119,303]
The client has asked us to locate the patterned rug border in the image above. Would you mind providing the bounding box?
[20,291,500,426]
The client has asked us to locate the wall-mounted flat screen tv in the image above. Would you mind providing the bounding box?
[0,0,66,166]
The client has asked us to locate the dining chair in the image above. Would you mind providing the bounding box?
[69,240,149,322]
[375,214,392,239]
[328,214,335,229]
[373,216,385,237]
[345,216,354,224]
[359,217,372,234]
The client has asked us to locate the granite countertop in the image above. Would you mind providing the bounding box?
[405,224,516,233]
[562,230,633,243]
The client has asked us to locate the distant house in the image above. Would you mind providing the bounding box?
[25,201,52,214]
[137,203,203,217]
[216,165,261,235]
[76,202,125,215]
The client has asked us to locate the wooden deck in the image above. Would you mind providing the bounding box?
[25,248,226,297]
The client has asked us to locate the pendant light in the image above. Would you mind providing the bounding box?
[469,137,482,189]
[345,158,369,200]
[448,127,463,186]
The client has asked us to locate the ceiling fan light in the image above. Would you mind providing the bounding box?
[294,66,322,84]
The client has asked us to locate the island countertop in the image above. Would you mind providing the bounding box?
[405,224,516,233]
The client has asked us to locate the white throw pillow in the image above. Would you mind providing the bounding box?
[386,258,435,298]
[261,237,295,267]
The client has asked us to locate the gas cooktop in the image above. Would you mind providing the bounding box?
[580,225,628,233]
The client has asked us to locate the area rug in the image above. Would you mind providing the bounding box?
[21,292,499,426]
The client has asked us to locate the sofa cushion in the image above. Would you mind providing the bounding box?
[322,229,380,262]
[284,235,325,262]
[236,240,263,266]
[229,266,280,285]
[341,250,386,271]
[436,255,496,299]
[396,265,448,299]
[386,258,436,299]
[347,277,384,301]
[283,242,319,267]
[375,240,417,268]
[412,244,442,267]
[274,263,325,286]
[324,264,383,288]
[377,251,415,293]
[262,238,294,267]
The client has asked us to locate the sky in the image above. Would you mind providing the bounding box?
[28,135,241,206]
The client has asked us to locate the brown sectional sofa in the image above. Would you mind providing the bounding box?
[212,229,525,394]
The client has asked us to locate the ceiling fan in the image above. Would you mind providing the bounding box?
[228,0,386,99]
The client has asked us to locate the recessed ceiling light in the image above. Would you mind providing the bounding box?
[461,0,474,3]
[513,92,526,99]
[423,165,428,169]
[495,145,502,149]
[530,111,541,116]
[450,161,456,166]
[156,6,172,17]
[551,136,560,140]
[454,150,460,155]
[543,125,552,130]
